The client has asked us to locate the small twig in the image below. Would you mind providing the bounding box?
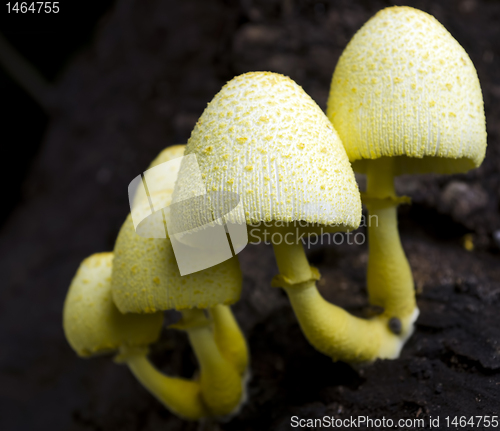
[0,32,54,111]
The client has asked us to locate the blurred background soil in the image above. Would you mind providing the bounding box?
[1,0,499,429]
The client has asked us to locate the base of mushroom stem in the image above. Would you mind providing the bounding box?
[213,367,251,423]
[372,307,420,363]
[397,307,420,351]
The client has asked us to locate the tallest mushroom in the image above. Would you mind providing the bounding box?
[327,6,487,339]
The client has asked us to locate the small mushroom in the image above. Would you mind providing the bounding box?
[177,71,408,363]
[111,145,248,417]
[63,253,209,420]
[327,6,486,343]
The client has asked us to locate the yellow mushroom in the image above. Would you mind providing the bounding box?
[328,6,486,175]
[327,6,486,343]
[111,145,248,417]
[178,71,408,363]
[63,252,209,420]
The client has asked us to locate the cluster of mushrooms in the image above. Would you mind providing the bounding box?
[63,6,486,422]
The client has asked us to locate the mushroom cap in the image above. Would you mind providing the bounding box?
[179,71,361,231]
[63,253,163,357]
[327,6,486,176]
[112,146,242,313]
[149,144,186,168]
[130,144,188,231]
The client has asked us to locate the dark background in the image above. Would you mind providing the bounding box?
[0,0,499,429]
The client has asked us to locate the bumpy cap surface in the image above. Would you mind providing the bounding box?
[181,72,361,230]
[63,253,163,357]
[327,6,487,175]
[112,146,242,313]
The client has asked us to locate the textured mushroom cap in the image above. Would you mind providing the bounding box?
[149,145,186,169]
[112,147,242,313]
[111,214,242,313]
[63,253,163,357]
[327,6,487,175]
[181,71,361,230]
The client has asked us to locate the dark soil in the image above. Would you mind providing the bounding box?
[1,1,499,430]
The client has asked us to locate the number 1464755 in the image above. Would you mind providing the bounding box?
[6,2,59,13]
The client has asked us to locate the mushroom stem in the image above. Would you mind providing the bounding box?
[180,308,243,417]
[210,304,249,376]
[365,157,418,336]
[271,227,405,362]
[272,235,312,281]
[119,347,209,421]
